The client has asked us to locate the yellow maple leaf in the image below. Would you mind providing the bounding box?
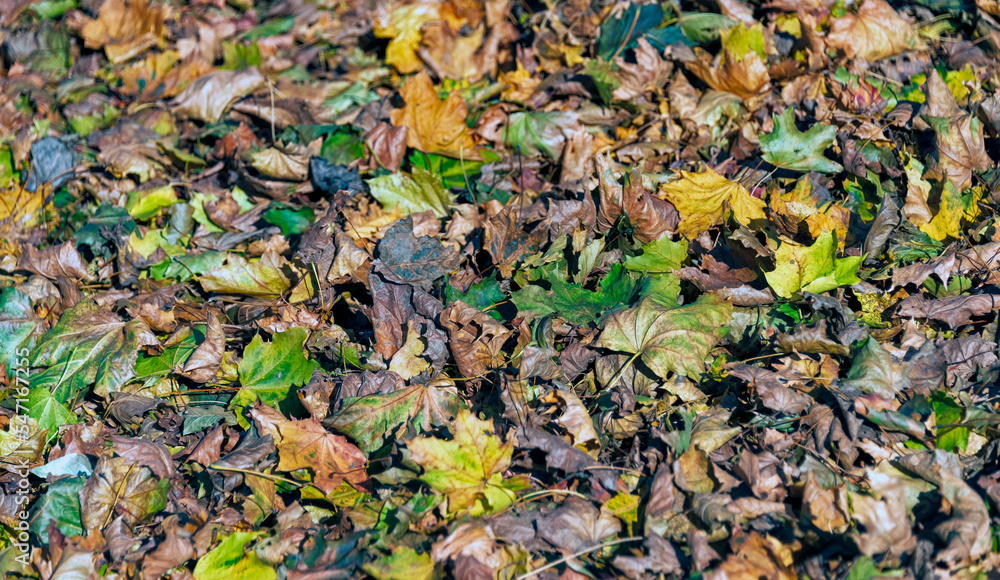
[0,184,52,241]
[499,60,540,103]
[389,71,480,159]
[919,183,982,242]
[769,178,850,249]
[374,1,441,74]
[659,167,766,238]
[80,0,171,64]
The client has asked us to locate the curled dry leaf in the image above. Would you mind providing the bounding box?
[171,67,267,123]
[181,312,225,383]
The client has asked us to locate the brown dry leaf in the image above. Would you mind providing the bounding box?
[389,71,480,159]
[542,390,600,455]
[613,38,673,100]
[141,515,195,579]
[17,241,93,280]
[418,23,485,80]
[499,61,540,103]
[170,68,267,123]
[706,532,796,580]
[802,472,849,533]
[365,122,409,172]
[826,0,924,61]
[441,300,511,378]
[686,24,770,100]
[80,0,171,64]
[595,155,677,243]
[895,293,999,328]
[276,418,368,493]
[250,140,322,182]
[536,497,622,553]
[181,313,225,383]
[922,69,991,190]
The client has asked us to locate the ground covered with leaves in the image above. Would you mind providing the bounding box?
[7,0,1000,578]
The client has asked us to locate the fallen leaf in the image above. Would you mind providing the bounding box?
[659,166,765,238]
[407,409,515,515]
[389,71,479,159]
[276,418,368,493]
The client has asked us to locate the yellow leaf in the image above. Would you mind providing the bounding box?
[0,184,51,241]
[374,2,441,74]
[919,182,982,242]
[659,167,766,238]
[80,0,171,64]
[389,71,480,159]
[769,178,850,249]
[499,61,540,102]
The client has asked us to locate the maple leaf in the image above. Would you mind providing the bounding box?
[597,297,733,380]
[374,1,441,74]
[389,72,480,159]
[79,0,170,64]
[686,23,770,100]
[277,418,368,494]
[659,166,766,238]
[760,108,843,174]
[826,0,924,61]
[407,409,515,515]
[763,231,863,299]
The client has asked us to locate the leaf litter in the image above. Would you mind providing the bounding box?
[5,0,1000,578]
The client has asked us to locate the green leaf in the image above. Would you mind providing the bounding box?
[329,383,464,454]
[445,276,506,321]
[126,185,178,221]
[678,12,734,44]
[407,409,516,515]
[232,328,319,410]
[763,231,863,299]
[583,58,621,104]
[182,406,237,436]
[26,387,77,435]
[597,296,732,379]
[760,108,844,174]
[842,337,907,398]
[409,152,483,190]
[133,330,200,379]
[199,252,292,298]
[194,531,275,580]
[501,111,575,158]
[847,556,905,580]
[362,547,436,580]
[512,264,640,325]
[150,251,229,282]
[931,391,968,453]
[722,22,766,62]
[0,287,40,378]
[28,299,157,401]
[75,203,137,258]
[624,236,688,273]
[368,166,455,218]
[28,475,85,544]
[263,204,314,236]
[598,2,665,59]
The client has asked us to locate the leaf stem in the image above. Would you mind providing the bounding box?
[516,537,643,579]
[604,351,643,390]
[208,465,303,487]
